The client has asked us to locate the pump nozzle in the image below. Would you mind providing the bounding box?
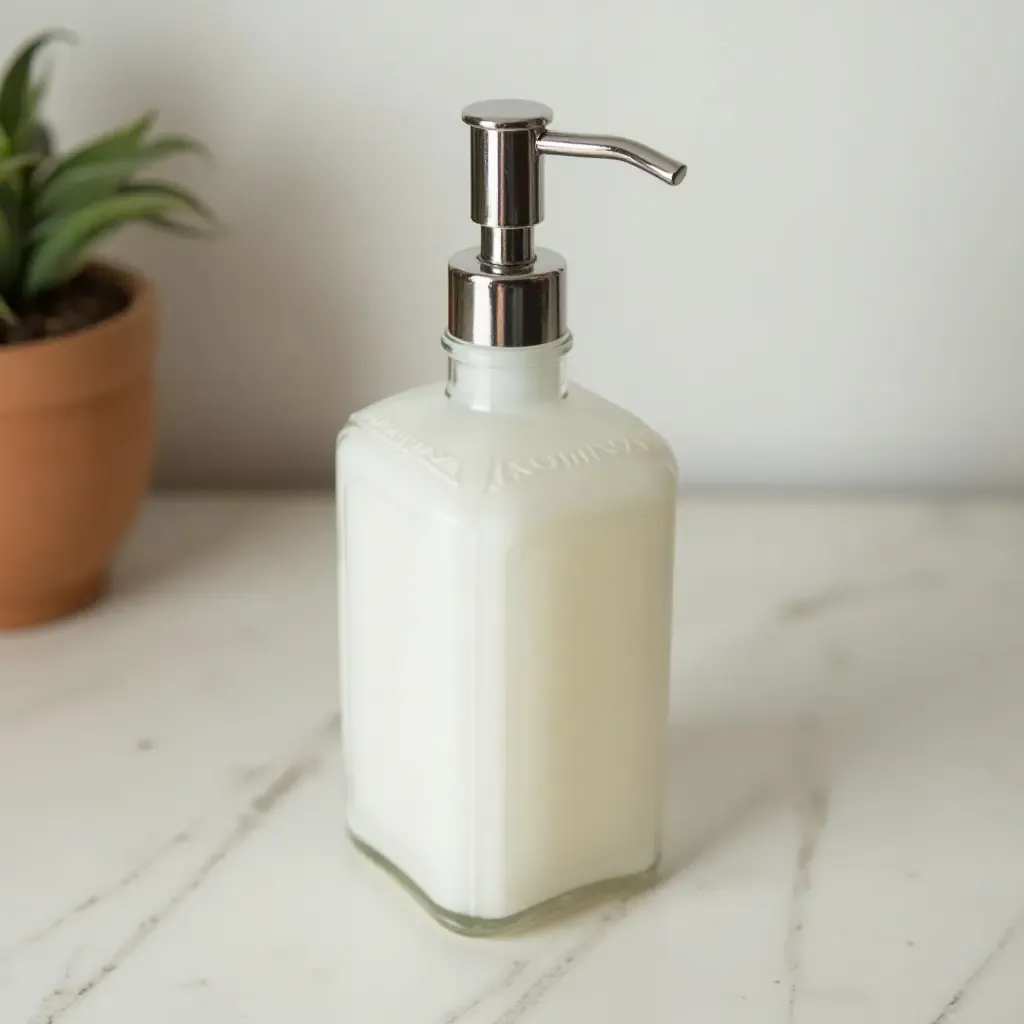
[536,132,686,187]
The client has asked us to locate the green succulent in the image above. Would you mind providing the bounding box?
[0,29,213,325]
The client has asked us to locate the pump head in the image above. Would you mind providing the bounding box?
[447,99,685,348]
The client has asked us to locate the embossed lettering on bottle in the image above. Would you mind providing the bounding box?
[351,409,460,484]
[487,436,651,492]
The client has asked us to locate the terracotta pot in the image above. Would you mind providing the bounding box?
[0,262,157,629]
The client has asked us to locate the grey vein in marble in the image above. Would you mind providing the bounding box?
[929,909,1024,1023]
[781,713,830,1024]
[24,715,339,1024]
[439,960,528,1024]
[782,568,942,624]
[490,903,634,1024]
[785,782,829,1024]
[0,829,190,963]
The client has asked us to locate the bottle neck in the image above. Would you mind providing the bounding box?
[443,334,572,411]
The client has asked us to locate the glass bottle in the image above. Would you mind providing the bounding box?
[337,100,685,934]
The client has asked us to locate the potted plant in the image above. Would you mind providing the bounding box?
[0,30,213,628]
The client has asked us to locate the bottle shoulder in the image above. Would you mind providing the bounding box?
[338,384,461,487]
[342,383,672,451]
[337,382,677,504]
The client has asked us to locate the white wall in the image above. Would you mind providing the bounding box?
[7,0,1024,489]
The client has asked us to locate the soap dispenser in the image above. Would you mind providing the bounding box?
[337,100,685,934]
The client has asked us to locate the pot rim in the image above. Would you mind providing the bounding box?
[0,259,151,355]
[0,260,157,412]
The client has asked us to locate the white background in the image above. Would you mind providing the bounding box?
[6,0,1024,488]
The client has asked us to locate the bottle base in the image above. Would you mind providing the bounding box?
[348,829,659,937]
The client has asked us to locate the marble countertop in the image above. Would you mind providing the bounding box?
[2,495,1023,1024]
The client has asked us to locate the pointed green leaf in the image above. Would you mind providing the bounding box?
[33,161,134,223]
[123,180,216,224]
[0,293,15,324]
[14,70,51,149]
[33,180,216,244]
[144,213,216,238]
[23,187,201,296]
[39,111,156,192]
[34,134,209,220]
[139,133,211,165]
[25,70,49,121]
[0,30,75,141]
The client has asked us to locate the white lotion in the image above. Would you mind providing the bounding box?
[337,100,685,933]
